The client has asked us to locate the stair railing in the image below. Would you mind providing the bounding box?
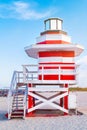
[8,71,23,119]
[23,86,27,119]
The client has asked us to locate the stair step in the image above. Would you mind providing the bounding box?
[11,115,24,118]
[14,95,24,96]
[15,91,25,93]
[13,100,23,102]
[13,100,24,102]
[13,99,23,101]
[15,92,25,94]
[12,105,24,107]
[13,97,24,99]
[13,98,23,100]
[12,109,24,111]
[13,101,24,104]
[12,111,24,114]
[11,111,24,117]
[13,99,24,101]
[12,108,24,112]
[13,101,23,103]
[14,90,25,92]
[12,106,24,109]
[12,103,24,105]
[15,90,25,91]
[14,95,24,97]
[12,112,24,115]
[14,93,24,95]
[12,105,24,108]
[12,104,23,106]
[13,98,24,100]
[15,89,26,91]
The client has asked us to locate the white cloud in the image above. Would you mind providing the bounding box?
[0,1,54,20]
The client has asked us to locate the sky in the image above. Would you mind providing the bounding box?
[0,0,87,88]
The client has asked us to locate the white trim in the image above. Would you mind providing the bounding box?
[39,57,62,63]
[63,57,74,62]
[39,57,74,63]
[25,44,84,58]
[61,69,75,74]
[24,80,76,84]
[38,69,76,75]
[36,34,71,43]
[28,91,68,113]
[38,69,60,74]
[28,87,68,92]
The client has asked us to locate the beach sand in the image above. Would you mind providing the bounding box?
[0,92,87,130]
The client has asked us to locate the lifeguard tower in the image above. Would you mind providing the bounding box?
[8,18,84,119]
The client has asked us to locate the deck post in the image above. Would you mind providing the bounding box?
[27,83,35,116]
[64,84,68,115]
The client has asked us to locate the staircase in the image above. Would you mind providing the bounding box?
[10,86,27,119]
[8,71,27,119]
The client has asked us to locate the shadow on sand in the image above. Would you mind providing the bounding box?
[0,111,8,121]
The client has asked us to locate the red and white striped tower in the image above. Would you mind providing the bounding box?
[25,18,84,115]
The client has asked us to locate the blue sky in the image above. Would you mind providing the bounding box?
[0,0,87,88]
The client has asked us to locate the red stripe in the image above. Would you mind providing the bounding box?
[38,75,59,80]
[39,66,42,69]
[38,75,75,80]
[40,31,67,35]
[39,66,59,69]
[61,67,75,69]
[60,75,75,80]
[37,40,70,44]
[39,63,75,65]
[39,51,74,57]
[39,66,75,70]
[39,62,75,64]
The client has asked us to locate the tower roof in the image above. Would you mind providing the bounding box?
[25,44,84,59]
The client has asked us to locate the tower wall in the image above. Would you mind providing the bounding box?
[38,52,75,81]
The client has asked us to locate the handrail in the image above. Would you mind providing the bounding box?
[8,71,23,119]
[22,64,77,83]
[23,86,27,119]
[8,71,16,119]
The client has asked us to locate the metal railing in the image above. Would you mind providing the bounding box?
[23,64,38,82]
[23,86,27,119]
[8,71,24,119]
[22,64,77,83]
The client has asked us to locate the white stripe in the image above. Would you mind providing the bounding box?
[39,57,74,63]
[63,57,74,62]
[36,34,71,43]
[38,69,59,74]
[61,69,75,74]
[39,57,62,63]
[25,44,83,58]
[38,69,75,75]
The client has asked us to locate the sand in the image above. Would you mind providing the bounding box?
[0,92,87,130]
